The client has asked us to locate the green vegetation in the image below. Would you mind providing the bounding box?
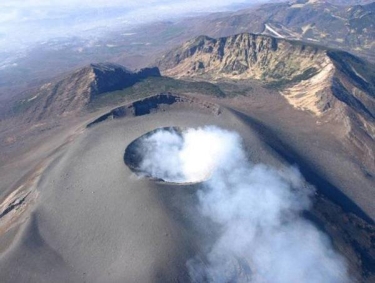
[217,81,254,97]
[264,67,318,89]
[11,95,41,115]
[12,101,30,114]
[88,76,227,110]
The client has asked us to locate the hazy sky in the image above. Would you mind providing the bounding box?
[0,0,262,53]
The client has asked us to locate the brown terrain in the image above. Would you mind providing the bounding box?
[158,32,375,170]
[1,0,374,111]
[0,3,374,283]
[176,0,375,62]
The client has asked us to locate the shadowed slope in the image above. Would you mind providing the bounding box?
[16,63,161,122]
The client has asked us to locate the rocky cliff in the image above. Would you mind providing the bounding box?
[180,0,375,63]
[159,34,326,83]
[158,33,375,169]
[19,63,161,122]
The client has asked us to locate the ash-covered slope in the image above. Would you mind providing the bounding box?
[158,32,375,171]
[19,63,160,122]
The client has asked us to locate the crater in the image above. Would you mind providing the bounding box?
[124,127,215,184]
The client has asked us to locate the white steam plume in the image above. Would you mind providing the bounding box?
[138,126,350,283]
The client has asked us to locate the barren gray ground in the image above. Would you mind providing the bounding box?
[0,92,374,282]
[0,107,283,282]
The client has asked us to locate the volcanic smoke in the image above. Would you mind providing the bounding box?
[137,126,350,283]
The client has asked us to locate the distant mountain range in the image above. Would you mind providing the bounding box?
[4,1,375,176]
[1,2,375,281]
[1,0,374,107]
[159,33,375,117]
[158,32,375,170]
[14,31,375,170]
[176,0,375,62]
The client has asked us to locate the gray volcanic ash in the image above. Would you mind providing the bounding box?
[130,126,350,283]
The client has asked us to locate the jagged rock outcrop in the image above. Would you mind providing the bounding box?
[158,33,375,118]
[159,34,326,83]
[88,63,159,96]
[20,63,161,121]
[158,33,375,169]
[180,0,375,63]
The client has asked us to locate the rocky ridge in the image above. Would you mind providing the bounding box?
[18,63,161,122]
[158,33,375,171]
[182,0,375,62]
